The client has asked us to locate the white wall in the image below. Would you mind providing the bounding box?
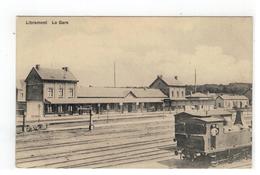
[169,87,186,100]
[26,101,44,120]
[44,82,76,99]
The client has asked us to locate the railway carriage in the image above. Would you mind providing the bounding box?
[174,110,252,165]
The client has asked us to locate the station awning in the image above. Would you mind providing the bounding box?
[44,97,164,104]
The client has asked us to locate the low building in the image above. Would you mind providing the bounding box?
[185,92,215,111]
[215,94,249,109]
[47,86,166,115]
[25,65,167,119]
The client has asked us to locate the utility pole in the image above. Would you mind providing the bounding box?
[114,61,116,87]
[194,68,197,93]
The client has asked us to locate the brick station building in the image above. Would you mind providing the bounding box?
[25,65,166,119]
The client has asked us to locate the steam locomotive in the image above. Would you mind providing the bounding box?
[174,109,252,165]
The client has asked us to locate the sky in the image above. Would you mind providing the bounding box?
[16,17,253,87]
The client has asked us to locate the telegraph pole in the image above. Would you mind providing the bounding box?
[114,61,116,87]
[194,68,197,93]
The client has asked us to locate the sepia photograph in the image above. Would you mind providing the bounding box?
[16,16,252,168]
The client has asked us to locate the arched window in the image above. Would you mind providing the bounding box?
[177,91,179,98]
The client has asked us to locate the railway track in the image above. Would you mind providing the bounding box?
[16,114,176,168]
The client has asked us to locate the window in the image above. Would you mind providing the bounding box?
[58,88,64,97]
[47,105,52,113]
[177,91,179,98]
[58,105,63,113]
[48,88,53,98]
[172,91,174,98]
[181,91,184,97]
[69,88,74,98]
[68,105,73,111]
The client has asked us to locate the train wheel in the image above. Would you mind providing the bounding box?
[209,154,218,167]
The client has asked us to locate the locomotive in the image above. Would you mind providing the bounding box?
[174,109,252,165]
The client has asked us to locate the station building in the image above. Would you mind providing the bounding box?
[25,65,166,119]
[149,75,187,111]
[149,75,216,112]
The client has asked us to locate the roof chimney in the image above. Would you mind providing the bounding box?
[174,76,178,80]
[62,67,68,71]
[157,75,163,79]
[35,64,40,70]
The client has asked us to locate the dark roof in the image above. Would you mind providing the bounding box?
[77,86,167,98]
[33,67,78,82]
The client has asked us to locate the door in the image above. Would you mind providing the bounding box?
[128,103,132,112]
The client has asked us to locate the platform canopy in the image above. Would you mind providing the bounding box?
[45,97,164,104]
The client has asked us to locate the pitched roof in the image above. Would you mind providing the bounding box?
[218,94,248,100]
[159,76,185,86]
[33,67,78,82]
[77,86,167,98]
[131,88,167,98]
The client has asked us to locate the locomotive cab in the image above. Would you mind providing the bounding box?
[174,110,251,162]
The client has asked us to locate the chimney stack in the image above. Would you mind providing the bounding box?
[174,76,178,80]
[62,67,68,71]
[35,64,40,70]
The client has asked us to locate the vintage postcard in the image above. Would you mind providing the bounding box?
[16,16,252,168]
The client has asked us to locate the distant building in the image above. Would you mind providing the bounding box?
[25,65,166,119]
[215,94,249,109]
[149,75,187,111]
[185,92,215,111]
